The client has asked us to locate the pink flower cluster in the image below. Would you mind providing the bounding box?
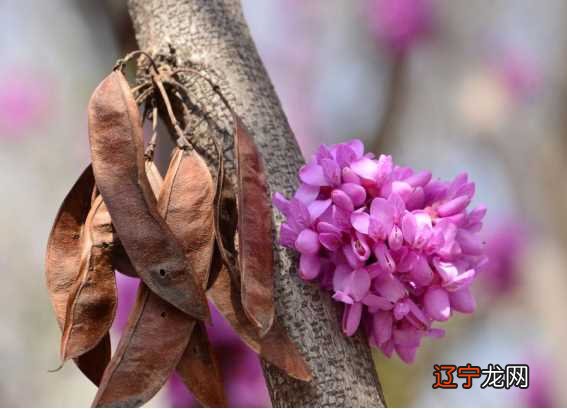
[273,139,487,363]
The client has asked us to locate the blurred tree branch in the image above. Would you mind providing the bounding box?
[127,0,386,406]
[371,56,408,156]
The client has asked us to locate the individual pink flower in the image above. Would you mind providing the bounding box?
[366,0,434,55]
[274,139,487,363]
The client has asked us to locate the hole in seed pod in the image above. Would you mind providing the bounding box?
[159,269,167,277]
[161,312,167,318]
[102,242,110,248]
[72,233,80,240]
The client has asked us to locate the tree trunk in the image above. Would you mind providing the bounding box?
[127,0,385,406]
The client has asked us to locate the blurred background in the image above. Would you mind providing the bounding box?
[0,0,564,406]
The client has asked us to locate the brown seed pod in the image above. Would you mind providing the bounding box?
[60,195,118,362]
[208,264,312,382]
[45,166,110,385]
[164,148,225,406]
[234,117,275,336]
[176,322,226,408]
[111,159,163,278]
[87,70,208,321]
[92,284,194,408]
[93,148,219,407]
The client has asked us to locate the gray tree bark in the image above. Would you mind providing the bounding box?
[127,0,385,407]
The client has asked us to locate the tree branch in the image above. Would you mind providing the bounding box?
[127,0,385,406]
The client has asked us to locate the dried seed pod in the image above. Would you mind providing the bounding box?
[234,117,275,336]
[93,148,219,407]
[176,322,226,407]
[210,154,238,290]
[145,159,163,200]
[112,159,163,278]
[60,195,117,362]
[208,265,312,382]
[164,148,225,406]
[88,71,208,321]
[92,284,194,408]
[45,166,110,385]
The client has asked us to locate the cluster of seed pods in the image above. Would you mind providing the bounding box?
[44,53,311,408]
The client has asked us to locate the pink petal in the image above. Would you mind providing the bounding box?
[288,198,311,230]
[396,345,417,364]
[381,340,395,357]
[332,291,354,304]
[279,224,298,248]
[370,198,395,235]
[350,157,379,180]
[428,328,446,338]
[295,229,320,254]
[319,232,342,251]
[272,192,289,215]
[376,154,394,184]
[405,299,430,330]
[447,172,468,199]
[342,244,364,269]
[373,311,393,344]
[320,158,341,186]
[397,249,419,272]
[336,144,358,168]
[393,326,422,347]
[362,294,393,310]
[445,269,476,292]
[367,261,386,279]
[401,212,417,245]
[340,183,367,207]
[342,302,363,336]
[391,181,412,201]
[299,163,329,186]
[437,195,471,217]
[433,258,459,283]
[405,170,432,187]
[349,269,371,301]
[346,139,364,159]
[456,182,475,199]
[424,286,451,321]
[393,301,410,320]
[317,221,342,234]
[405,187,425,210]
[374,242,396,273]
[299,253,321,280]
[342,167,361,184]
[374,273,406,302]
[388,192,406,222]
[449,287,476,313]
[295,183,320,204]
[351,211,370,234]
[410,255,433,286]
[308,199,332,221]
[351,232,371,262]
[457,229,484,255]
[467,204,487,225]
[332,205,351,231]
[332,189,354,212]
[388,225,403,250]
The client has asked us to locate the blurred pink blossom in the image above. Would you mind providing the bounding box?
[480,220,529,297]
[517,351,556,407]
[0,69,51,137]
[367,0,434,56]
[491,48,542,103]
